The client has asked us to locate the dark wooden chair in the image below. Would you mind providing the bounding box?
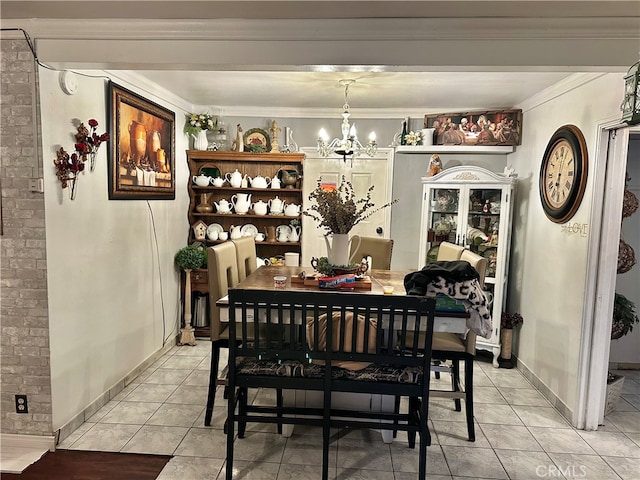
[225,289,436,480]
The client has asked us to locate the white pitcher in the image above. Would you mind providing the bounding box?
[323,234,361,266]
[231,193,251,214]
[225,169,245,188]
[289,225,301,242]
[230,225,243,240]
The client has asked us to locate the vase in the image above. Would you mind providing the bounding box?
[67,173,78,200]
[498,328,514,368]
[193,130,208,151]
[325,233,361,267]
[196,193,213,213]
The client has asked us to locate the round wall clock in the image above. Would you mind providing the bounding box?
[539,124,588,224]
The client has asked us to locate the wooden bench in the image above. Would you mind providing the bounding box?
[225,288,436,480]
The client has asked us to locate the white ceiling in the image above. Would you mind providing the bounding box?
[3,0,637,114]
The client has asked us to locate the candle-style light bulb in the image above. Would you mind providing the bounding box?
[349,124,357,138]
[368,131,376,143]
[318,128,329,142]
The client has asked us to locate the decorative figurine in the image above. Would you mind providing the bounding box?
[232,124,244,152]
[428,153,442,177]
[269,120,281,153]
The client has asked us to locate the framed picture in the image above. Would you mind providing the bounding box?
[424,109,522,147]
[108,82,175,199]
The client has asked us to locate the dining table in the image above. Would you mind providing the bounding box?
[217,266,470,442]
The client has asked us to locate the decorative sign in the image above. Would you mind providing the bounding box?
[561,222,589,237]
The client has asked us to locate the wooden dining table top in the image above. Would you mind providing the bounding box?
[233,266,409,295]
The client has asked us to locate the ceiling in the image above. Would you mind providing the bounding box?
[3,0,638,114]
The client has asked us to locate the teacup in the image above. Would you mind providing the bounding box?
[255,233,266,242]
[218,231,229,241]
[207,229,219,241]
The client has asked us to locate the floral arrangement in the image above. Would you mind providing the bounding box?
[304,176,397,235]
[404,130,423,146]
[53,119,109,199]
[184,113,217,136]
[501,311,524,329]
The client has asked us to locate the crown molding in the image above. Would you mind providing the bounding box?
[105,71,193,113]
[515,72,609,112]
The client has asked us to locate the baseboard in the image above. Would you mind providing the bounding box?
[55,334,179,445]
[515,355,575,426]
[609,362,640,370]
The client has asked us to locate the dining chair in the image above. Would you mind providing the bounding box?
[231,236,258,281]
[348,235,394,270]
[430,245,487,442]
[204,241,240,426]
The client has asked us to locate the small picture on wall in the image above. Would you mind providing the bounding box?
[424,109,522,147]
[108,82,175,200]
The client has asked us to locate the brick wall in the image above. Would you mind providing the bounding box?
[1,36,53,436]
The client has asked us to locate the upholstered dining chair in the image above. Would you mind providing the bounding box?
[204,241,240,426]
[431,242,488,442]
[348,235,394,270]
[231,236,258,281]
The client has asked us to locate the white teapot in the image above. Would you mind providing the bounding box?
[214,199,232,213]
[250,175,271,189]
[212,176,225,187]
[269,196,284,214]
[193,174,212,186]
[289,225,301,242]
[229,225,243,240]
[252,200,268,216]
[271,176,281,189]
[231,193,252,214]
[284,203,301,217]
[225,169,246,188]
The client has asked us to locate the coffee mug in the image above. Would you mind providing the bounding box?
[284,252,300,267]
[218,231,229,241]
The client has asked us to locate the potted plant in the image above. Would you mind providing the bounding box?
[184,113,217,150]
[498,311,523,369]
[175,245,207,346]
[606,293,639,414]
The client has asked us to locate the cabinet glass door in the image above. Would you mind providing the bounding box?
[466,188,502,278]
[425,188,461,262]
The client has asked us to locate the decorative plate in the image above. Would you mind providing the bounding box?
[243,128,271,153]
[199,166,220,178]
[240,223,259,237]
[206,223,223,237]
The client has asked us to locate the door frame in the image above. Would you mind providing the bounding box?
[576,121,639,429]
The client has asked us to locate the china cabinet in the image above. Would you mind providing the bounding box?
[184,150,305,336]
[418,165,517,365]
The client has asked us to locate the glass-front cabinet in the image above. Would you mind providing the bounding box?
[418,166,517,365]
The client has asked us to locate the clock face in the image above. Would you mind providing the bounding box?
[539,125,588,223]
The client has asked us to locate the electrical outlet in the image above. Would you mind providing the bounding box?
[15,394,28,414]
[29,178,44,193]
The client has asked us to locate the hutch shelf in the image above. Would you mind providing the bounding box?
[184,150,305,337]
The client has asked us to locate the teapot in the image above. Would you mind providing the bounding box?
[277,230,290,242]
[212,176,225,187]
[214,199,232,214]
[270,176,281,189]
[289,225,301,242]
[193,174,212,186]
[269,196,284,214]
[252,200,268,216]
[229,225,243,240]
[284,203,301,217]
[225,169,246,188]
[231,192,252,214]
[250,175,271,189]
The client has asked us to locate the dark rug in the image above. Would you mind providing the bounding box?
[2,450,172,480]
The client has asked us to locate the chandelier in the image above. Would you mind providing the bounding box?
[317,79,377,164]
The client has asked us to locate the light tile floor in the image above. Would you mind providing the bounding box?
[58,341,640,479]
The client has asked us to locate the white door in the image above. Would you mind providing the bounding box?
[300,147,394,267]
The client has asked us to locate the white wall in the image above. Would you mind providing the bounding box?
[39,69,190,429]
[507,73,624,420]
[610,136,640,364]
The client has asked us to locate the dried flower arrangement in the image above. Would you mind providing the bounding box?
[500,311,524,329]
[53,119,109,199]
[303,176,397,235]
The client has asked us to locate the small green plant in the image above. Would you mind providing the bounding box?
[175,245,207,270]
[611,293,639,340]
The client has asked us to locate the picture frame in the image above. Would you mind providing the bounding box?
[424,109,522,147]
[108,82,175,200]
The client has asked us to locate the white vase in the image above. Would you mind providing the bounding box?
[193,130,208,150]
[325,233,351,266]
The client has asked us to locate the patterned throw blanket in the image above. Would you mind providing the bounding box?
[404,261,492,338]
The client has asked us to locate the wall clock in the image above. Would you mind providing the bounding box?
[539,124,588,224]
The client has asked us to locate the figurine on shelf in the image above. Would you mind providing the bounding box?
[269,120,281,153]
[428,153,442,177]
[231,124,244,152]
